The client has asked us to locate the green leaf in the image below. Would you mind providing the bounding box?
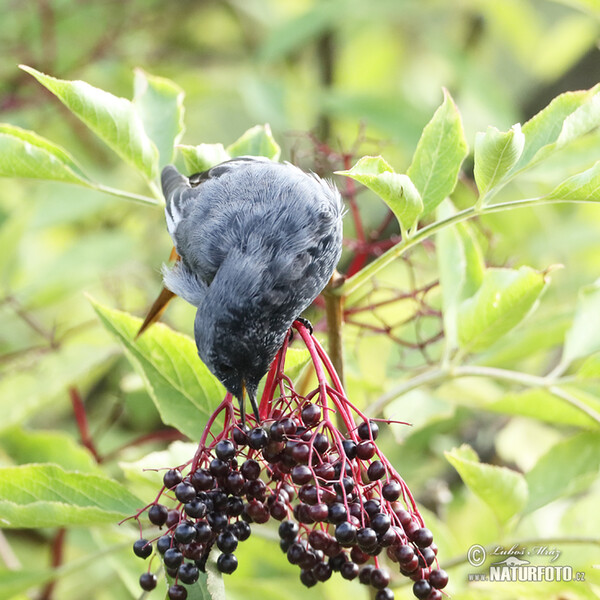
[578,353,600,379]
[178,143,231,174]
[407,89,468,215]
[90,299,224,439]
[486,388,600,429]
[0,428,99,472]
[437,202,485,351]
[226,124,281,161]
[133,68,185,168]
[0,124,92,185]
[559,279,600,370]
[445,445,528,524]
[525,432,600,512]
[546,160,600,202]
[20,65,159,181]
[515,85,600,170]
[474,124,525,198]
[167,558,225,600]
[336,156,423,233]
[0,464,141,528]
[458,266,548,353]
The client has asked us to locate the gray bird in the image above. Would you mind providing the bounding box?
[146,156,343,425]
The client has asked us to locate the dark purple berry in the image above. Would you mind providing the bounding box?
[379,527,397,547]
[375,589,394,600]
[396,544,415,564]
[246,500,269,523]
[278,520,299,540]
[357,527,378,551]
[358,564,374,584]
[382,480,401,501]
[328,502,347,524]
[195,521,213,543]
[217,552,238,574]
[148,503,168,526]
[217,531,238,553]
[241,459,261,480]
[350,546,369,564]
[227,496,244,517]
[178,562,199,584]
[207,511,228,532]
[308,503,328,522]
[340,561,359,580]
[413,580,432,599]
[163,548,183,569]
[139,572,157,591]
[174,522,197,544]
[291,465,313,485]
[370,513,391,535]
[233,520,251,541]
[314,561,332,581]
[371,567,391,589]
[175,482,197,503]
[291,443,310,464]
[168,584,187,600]
[356,441,376,460]
[418,546,436,567]
[357,420,379,440]
[314,462,335,480]
[233,424,249,445]
[342,439,357,459]
[335,522,357,546]
[248,427,269,449]
[429,568,449,589]
[287,542,306,565]
[190,469,214,491]
[184,501,207,520]
[301,403,321,425]
[300,568,317,587]
[133,538,152,559]
[367,460,385,481]
[270,501,287,520]
[215,439,236,461]
[412,527,434,548]
[329,553,348,571]
[313,433,329,454]
[209,458,229,478]
[225,471,245,495]
[163,469,182,489]
[156,535,171,555]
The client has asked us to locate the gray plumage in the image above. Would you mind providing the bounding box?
[161,157,344,422]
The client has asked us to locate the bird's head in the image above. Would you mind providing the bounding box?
[194,306,282,423]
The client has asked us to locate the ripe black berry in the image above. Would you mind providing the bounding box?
[190,469,214,491]
[227,496,245,517]
[314,561,333,581]
[418,546,436,567]
[328,502,347,524]
[215,439,236,461]
[232,424,249,445]
[356,527,378,551]
[168,584,188,600]
[225,471,245,495]
[356,441,376,460]
[178,562,200,584]
[396,544,415,564]
[301,403,321,425]
[291,465,313,485]
[240,459,261,480]
[412,527,434,548]
[375,589,394,600]
[233,520,251,541]
[287,542,306,565]
[148,503,168,526]
[357,420,379,440]
[340,561,359,580]
[174,522,197,544]
[175,482,197,503]
[185,500,207,519]
[329,553,347,571]
[279,520,299,540]
[367,460,385,481]
[207,511,228,532]
[209,458,229,478]
[163,548,184,569]
[335,522,357,546]
[382,480,401,501]
[156,535,171,555]
[217,531,239,553]
[248,427,269,449]
[313,433,329,454]
[163,469,182,489]
[300,568,318,587]
[412,579,432,599]
[358,564,374,584]
[342,439,357,459]
[370,513,391,535]
[139,572,157,591]
[133,539,152,559]
[217,552,238,574]
[371,567,391,589]
[429,568,448,589]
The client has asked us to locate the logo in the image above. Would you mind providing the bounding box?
[466,544,586,583]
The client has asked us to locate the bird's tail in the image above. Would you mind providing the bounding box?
[161,165,190,200]
[162,165,194,238]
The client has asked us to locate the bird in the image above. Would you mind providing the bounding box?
[138,156,344,425]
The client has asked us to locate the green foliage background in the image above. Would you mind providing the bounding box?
[1,1,600,599]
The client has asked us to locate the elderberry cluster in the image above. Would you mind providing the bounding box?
[132,408,447,600]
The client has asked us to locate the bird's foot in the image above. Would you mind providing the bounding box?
[290,317,313,341]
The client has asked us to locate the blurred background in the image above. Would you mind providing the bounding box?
[1,1,600,599]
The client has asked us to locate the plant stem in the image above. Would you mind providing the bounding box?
[367,364,600,426]
[335,196,600,297]
[94,183,159,206]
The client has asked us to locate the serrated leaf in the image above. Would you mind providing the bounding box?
[407,89,468,215]
[90,299,224,439]
[226,124,281,161]
[0,124,92,185]
[437,202,486,351]
[20,65,159,180]
[515,85,600,171]
[474,124,525,198]
[558,279,600,370]
[336,156,423,233]
[0,428,99,472]
[458,267,548,353]
[525,432,600,512]
[486,387,600,429]
[178,143,230,174]
[133,69,185,168]
[0,464,141,528]
[546,160,600,202]
[445,445,528,524]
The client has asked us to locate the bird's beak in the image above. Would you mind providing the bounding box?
[136,247,180,338]
[236,380,260,426]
